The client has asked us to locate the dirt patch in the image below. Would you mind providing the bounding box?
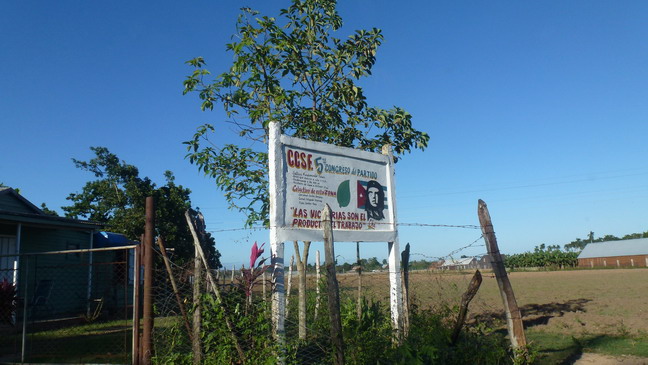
[574,353,648,364]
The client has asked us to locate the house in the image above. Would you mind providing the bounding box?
[577,238,648,268]
[0,187,103,318]
[440,257,478,270]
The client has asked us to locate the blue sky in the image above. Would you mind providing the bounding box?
[1,1,647,268]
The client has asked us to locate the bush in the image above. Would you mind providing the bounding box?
[0,278,16,326]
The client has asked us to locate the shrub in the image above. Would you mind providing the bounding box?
[0,278,17,326]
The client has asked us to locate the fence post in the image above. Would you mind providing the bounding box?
[477,199,527,357]
[141,197,155,365]
[132,244,141,365]
[192,246,202,365]
[356,241,362,320]
[314,250,321,321]
[185,210,246,363]
[322,204,345,365]
[20,256,28,363]
[400,243,411,338]
[451,270,482,344]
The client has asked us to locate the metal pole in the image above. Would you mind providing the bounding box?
[141,197,155,365]
[132,244,141,365]
[20,257,28,363]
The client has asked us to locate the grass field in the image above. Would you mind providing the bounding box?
[332,268,648,363]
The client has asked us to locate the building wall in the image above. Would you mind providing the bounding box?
[578,255,648,268]
[18,227,93,318]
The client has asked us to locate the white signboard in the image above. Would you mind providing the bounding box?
[272,133,397,242]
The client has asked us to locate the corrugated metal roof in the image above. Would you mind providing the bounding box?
[578,238,648,259]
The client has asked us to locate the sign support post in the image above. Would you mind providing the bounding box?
[269,122,286,341]
[383,145,403,339]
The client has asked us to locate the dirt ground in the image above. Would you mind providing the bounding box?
[334,268,648,337]
[574,353,648,364]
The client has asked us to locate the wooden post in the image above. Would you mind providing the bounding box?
[185,210,246,363]
[400,243,411,337]
[478,200,527,355]
[157,237,193,342]
[141,197,155,365]
[314,250,321,321]
[262,272,267,300]
[294,241,311,339]
[192,248,202,365]
[323,204,345,365]
[285,255,294,319]
[356,241,362,320]
[451,270,482,344]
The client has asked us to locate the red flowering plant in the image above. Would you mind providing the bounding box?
[0,278,17,326]
[238,242,270,305]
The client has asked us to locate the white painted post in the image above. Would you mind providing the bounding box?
[645,257,648,267]
[631,259,635,267]
[382,145,403,338]
[604,260,607,267]
[269,121,286,341]
[590,260,594,268]
[616,259,620,267]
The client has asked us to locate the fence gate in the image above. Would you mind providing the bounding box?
[0,245,137,364]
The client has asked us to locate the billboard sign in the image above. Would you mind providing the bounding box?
[272,134,397,242]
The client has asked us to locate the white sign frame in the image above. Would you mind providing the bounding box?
[268,122,403,341]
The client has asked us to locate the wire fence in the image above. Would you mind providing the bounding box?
[148,223,515,365]
[0,246,135,364]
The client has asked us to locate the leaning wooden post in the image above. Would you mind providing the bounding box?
[192,242,202,365]
[451,270,482,345]
[477,200,527,355]
[157,237,193,343]
[185,211,246,363]
[141,197,155,365]
[323,204,345,365]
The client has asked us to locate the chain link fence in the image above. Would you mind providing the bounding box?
[0,246,136,364]
[148,239,511,365]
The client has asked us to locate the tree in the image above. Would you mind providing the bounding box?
[183,0,429,340]
[183,0,429,227]
[63,147,220,267]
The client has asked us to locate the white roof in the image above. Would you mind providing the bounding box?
[441,257,476,266]
[578,238,648,259]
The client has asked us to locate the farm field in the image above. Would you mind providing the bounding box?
[332,268,648,363]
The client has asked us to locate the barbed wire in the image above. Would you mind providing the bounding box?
[409,235,485,262]
[207,222,481,233]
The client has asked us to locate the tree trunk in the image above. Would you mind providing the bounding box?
[293,240,311,340]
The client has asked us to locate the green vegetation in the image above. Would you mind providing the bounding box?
[63,147,219,267]
[152,287,513,365]
[183,0,429,226]
[504,244,578,269]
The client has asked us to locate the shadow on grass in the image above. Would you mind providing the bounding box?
[472,298,592,329]
[529,332,648,364]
